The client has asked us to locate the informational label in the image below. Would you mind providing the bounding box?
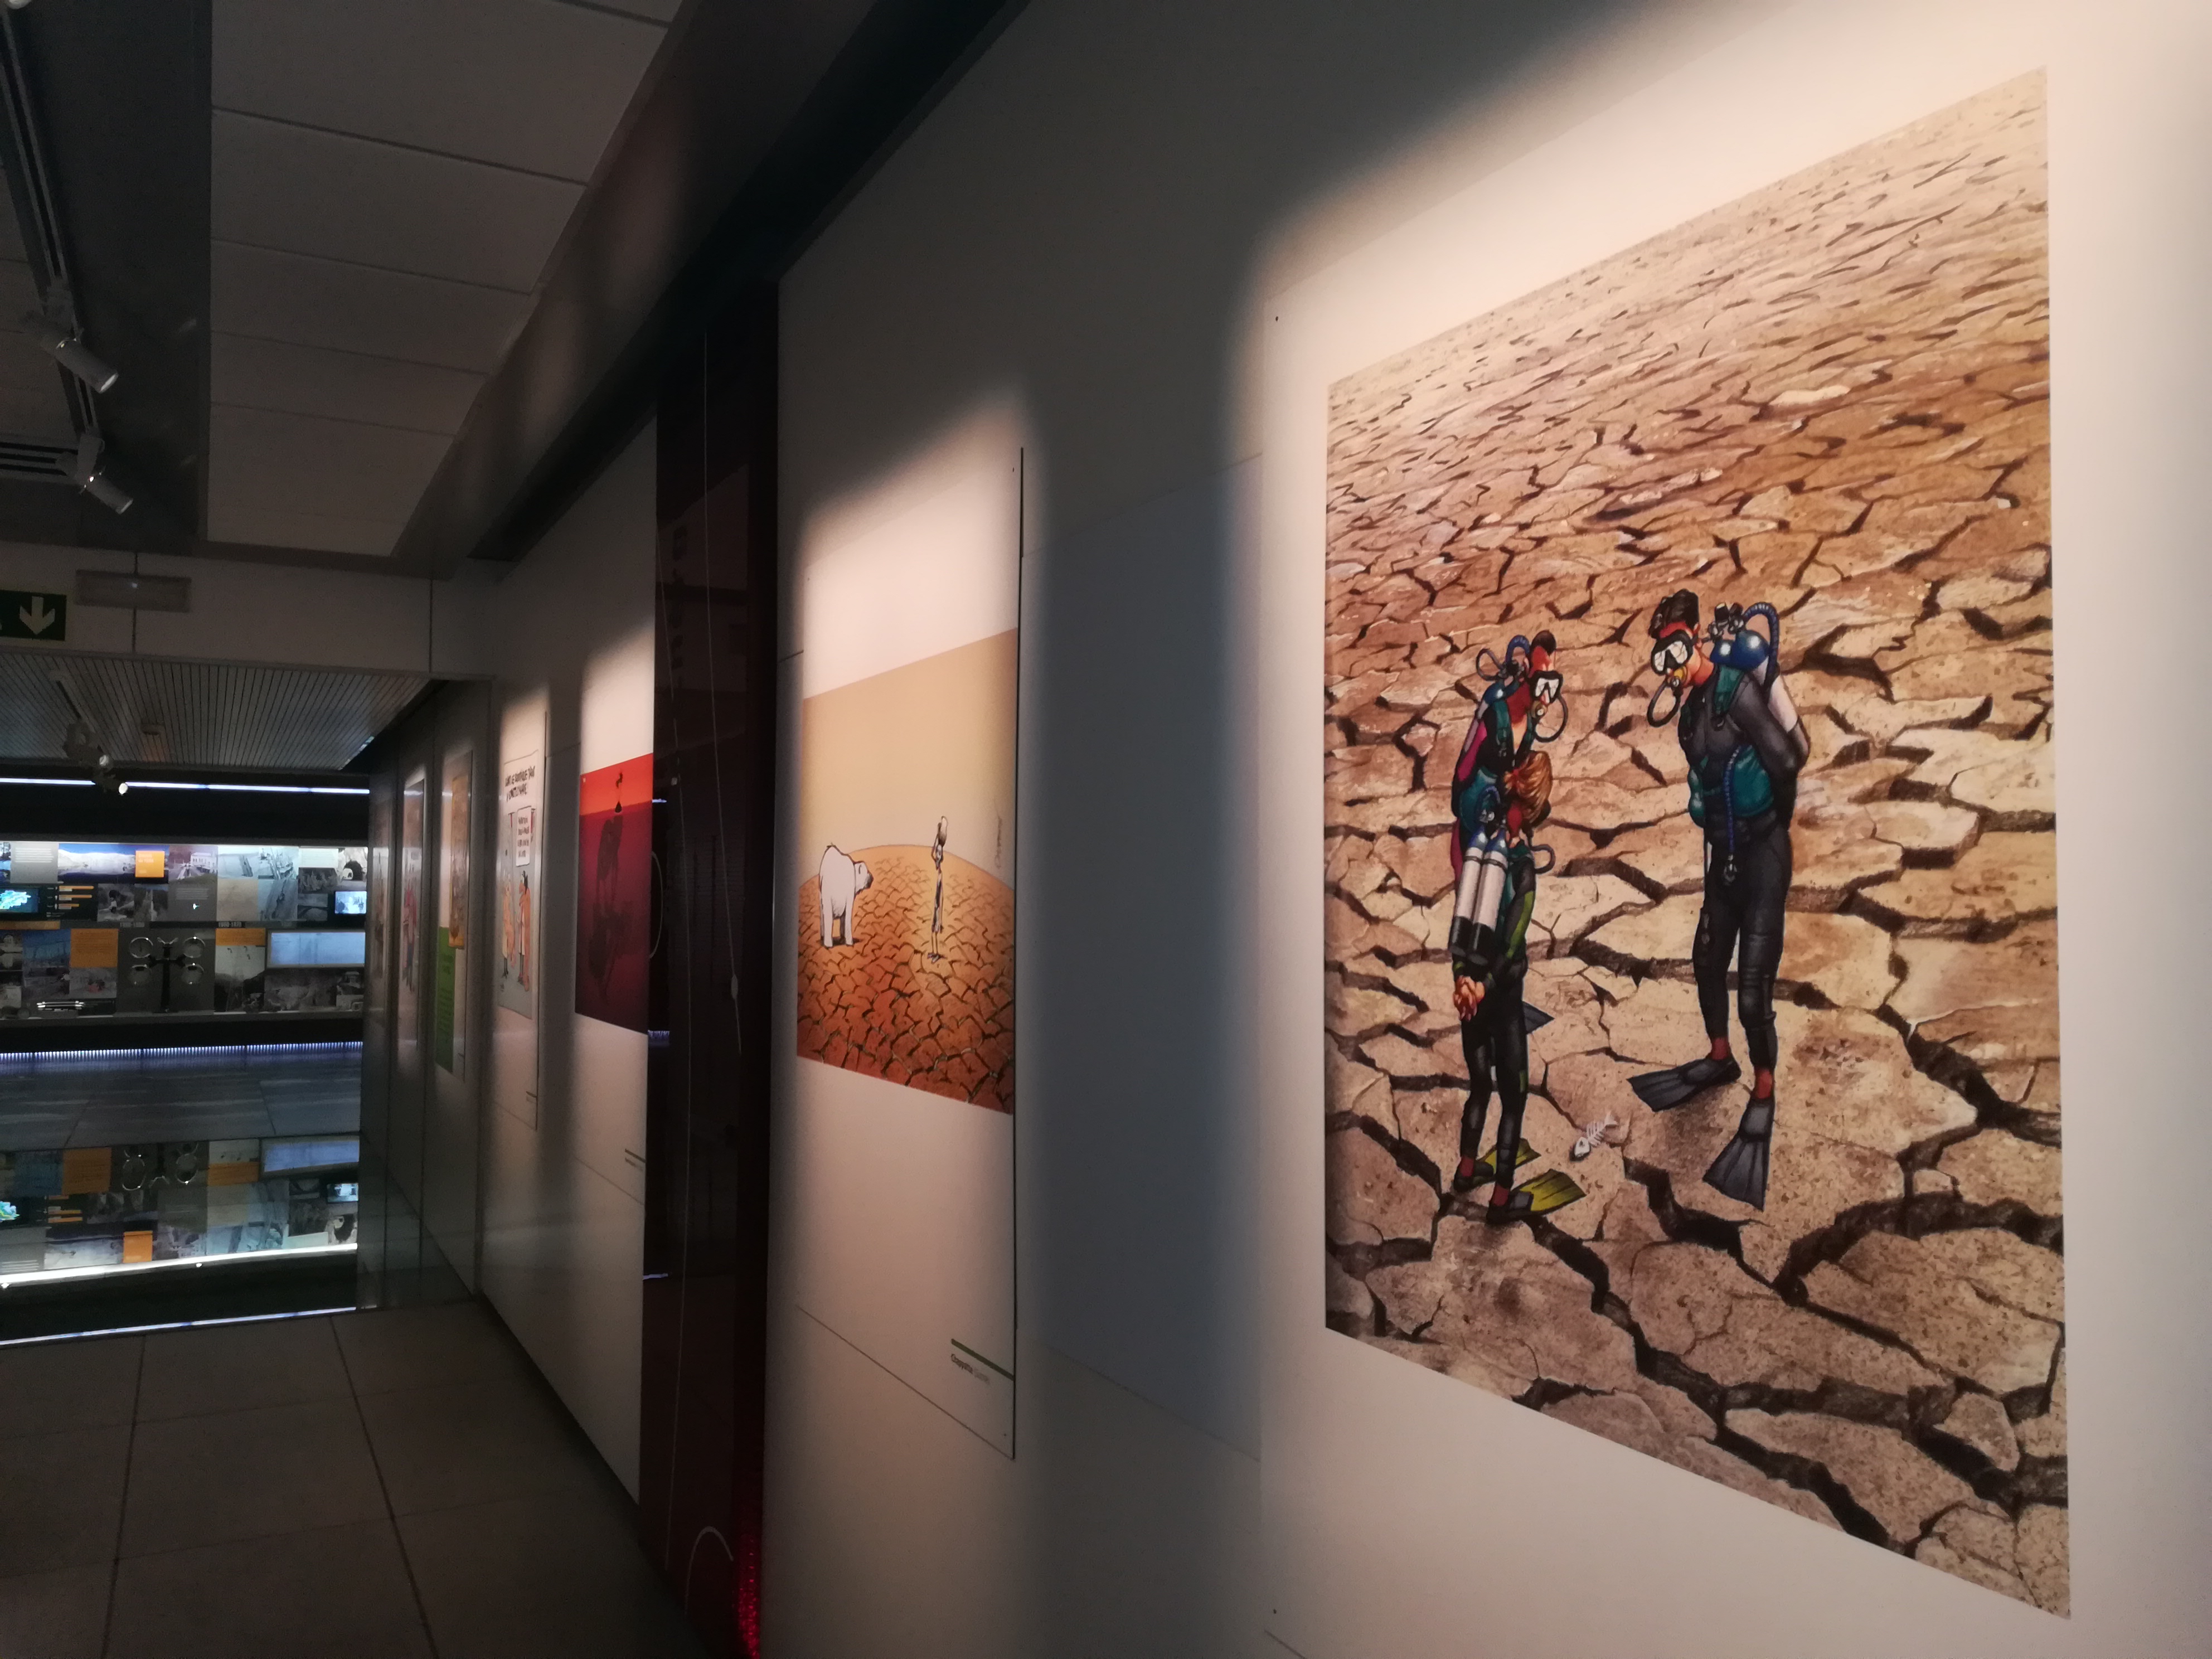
[0,589,66,641]
[435,928,458,1070]
[436,746,471,1075]
[494,750,541,1018]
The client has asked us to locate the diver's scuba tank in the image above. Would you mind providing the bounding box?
[1710,603,1811,767]
[1448,791,1511,982]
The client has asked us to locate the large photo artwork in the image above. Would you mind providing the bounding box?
[789,428,1021,1451]
[1322,79,2062,1608]
[795,631,1017,1112]
[576,756,651,1033]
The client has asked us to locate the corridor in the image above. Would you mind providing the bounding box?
[0,1302,706,1658]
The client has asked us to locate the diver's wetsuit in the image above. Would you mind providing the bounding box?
[1452,837,1537,1188]
[1679,664,1803,1074]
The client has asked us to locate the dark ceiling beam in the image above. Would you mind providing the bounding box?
[386,0,1024,577]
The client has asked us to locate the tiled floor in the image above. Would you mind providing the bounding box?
[0,1301,709,1658]
[0,1044,361,1151]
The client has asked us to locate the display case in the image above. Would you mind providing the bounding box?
[0,841,368,1026]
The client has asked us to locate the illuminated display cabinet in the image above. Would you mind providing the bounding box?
[0,841,369,1022]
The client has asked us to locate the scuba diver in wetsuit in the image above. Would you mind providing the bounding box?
[1629,590,1810,1210]
[1443,633,1580,1223]
[1448,631,1562,864]
[1449,751,1581,1223]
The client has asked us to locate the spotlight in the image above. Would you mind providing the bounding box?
[25,312,117,392]
[66,432,132,514]
[61,717,122,794]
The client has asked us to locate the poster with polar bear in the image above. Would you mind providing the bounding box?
[790,411,1020,1451]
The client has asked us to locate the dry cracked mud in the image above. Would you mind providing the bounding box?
[1322,76,2061,1609]
[798,846,1015,1112]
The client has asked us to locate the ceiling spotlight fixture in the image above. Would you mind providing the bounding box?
[66,431,131,514]
[25,307,117,393]
[60,717,120,794]
[3,2,33,12]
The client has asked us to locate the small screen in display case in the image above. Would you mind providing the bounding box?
[333,890,367,916]
[0,887,40,915]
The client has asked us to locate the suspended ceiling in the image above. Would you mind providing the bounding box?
[0,646,428,770]
[0,0,1015,576]
[205,0,675,559]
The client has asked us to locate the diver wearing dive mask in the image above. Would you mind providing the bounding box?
[1626,589,1806,1211]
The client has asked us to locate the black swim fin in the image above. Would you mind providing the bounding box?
[1628,1055,1742,1112]
[1704,1097,1774,1209]
[1521,1004,1553,1035]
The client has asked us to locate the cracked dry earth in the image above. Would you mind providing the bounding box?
[797,846,1015,1112]
[1321,77,2064,1610]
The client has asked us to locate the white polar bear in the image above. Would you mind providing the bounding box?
[818,845,872,947]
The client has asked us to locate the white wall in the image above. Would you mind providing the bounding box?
[479,421,657,1493]
[774,1,2212,1655]
[0,538,494,677]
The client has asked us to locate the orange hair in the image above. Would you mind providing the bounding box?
[1506,751,1553,831]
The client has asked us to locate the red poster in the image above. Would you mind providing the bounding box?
[576,755,652,1032]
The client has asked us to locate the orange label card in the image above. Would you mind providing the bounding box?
[60,1147,112,1194]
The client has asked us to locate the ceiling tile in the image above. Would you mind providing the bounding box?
[214,0,665,183]
[214,111,584,293]
[0,382,75,444]
[203,504,405,558]
[212,242,530,374]
[0,258,45,323]
[208,404,450,539]
[0,648,428,767]
[212,333,483,436]
[576,0,682,21]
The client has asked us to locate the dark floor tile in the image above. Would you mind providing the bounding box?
[120,1396,386,1558]
[402,1493,710,1659]
[0,1425,127,1574]
[0,1335,140,1438]
[137,1314,350,1422]
[0,1563,109,1658]
[360,1376,603,1516]
[108,1518,432,1659]
[334,1300,526,1396]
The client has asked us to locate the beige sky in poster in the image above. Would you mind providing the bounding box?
[799,629,1017,880]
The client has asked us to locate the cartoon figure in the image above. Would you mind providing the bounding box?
[500,866,516,982]
[1630,591,1810,1209]
[1449,750,1582,1223]
[928,817,949,961]
[818,845,873,947]
[585,774,627,1000]
[1447,630,1564,877]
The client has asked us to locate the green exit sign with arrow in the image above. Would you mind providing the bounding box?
[0,589,66,641]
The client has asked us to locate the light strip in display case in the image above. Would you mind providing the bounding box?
[0,1239,357,1292]
[0,1303,360,1347]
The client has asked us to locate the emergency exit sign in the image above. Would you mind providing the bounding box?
[0,589,66,641]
